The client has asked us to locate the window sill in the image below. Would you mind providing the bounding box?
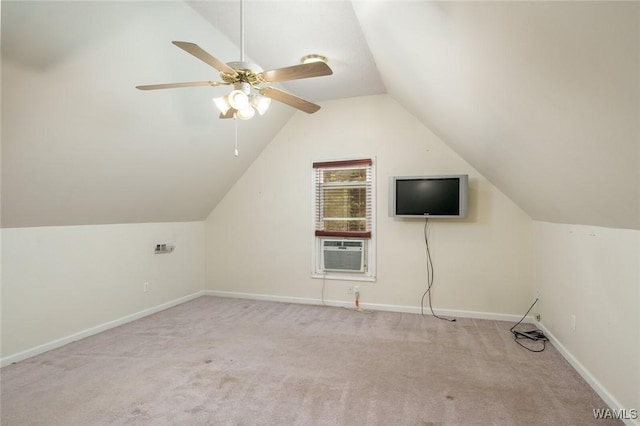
[312,273,376,283]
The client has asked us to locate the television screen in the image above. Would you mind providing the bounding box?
[390,175,468,218]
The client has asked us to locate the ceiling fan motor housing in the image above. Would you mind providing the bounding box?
[223,61,265,86]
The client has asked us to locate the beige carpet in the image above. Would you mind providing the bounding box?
[1,296,620,425]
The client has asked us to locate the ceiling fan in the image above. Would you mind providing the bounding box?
[136,2,332,119]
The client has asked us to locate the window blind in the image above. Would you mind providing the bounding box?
[313,159,372,238]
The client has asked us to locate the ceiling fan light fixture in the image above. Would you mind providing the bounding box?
[228,89,249,110]
[300,54,328,65]
[236,106,255,120]
[228,82,252,110]
[251,94,271,116]
[213,95,231,115]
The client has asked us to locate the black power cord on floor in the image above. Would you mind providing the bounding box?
[421,218,456,323]
[510,298,548,352]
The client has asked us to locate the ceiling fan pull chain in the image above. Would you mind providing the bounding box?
[234,112,239,157]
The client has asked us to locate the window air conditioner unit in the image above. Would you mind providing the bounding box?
[322,239,365,273]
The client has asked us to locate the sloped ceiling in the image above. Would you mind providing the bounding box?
[353,1,639,230]
[2,1,639,230]
[1,0,383,228]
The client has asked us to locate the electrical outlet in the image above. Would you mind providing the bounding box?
[354,286,360,294]
[570,314,576,332]
[143,282,149,293]
[535,290,541,302]
[347,286,353,295]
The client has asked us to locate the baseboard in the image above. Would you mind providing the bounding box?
[536,321,639,426]
[1,290,206,368]
[203,289,533,323]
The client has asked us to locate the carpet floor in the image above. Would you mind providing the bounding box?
[1,296,621,425]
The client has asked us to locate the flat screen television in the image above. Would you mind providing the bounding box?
[390,174,468,219]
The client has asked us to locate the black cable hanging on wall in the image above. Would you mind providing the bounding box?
[421,217,456,322]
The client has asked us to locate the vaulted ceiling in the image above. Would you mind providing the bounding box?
[2,1,638,230]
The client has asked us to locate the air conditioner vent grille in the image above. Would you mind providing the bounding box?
[322,239,364,273]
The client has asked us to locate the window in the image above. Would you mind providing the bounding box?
[312,158,375,281]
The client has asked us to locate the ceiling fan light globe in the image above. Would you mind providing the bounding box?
[251,95,271,116]
[228,89,250,110]
[213,95,231,114]
[237,106,255,120]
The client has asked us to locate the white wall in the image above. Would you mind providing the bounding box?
[534,221,640,415]
[1,221,205,360]
[205,95,533,317]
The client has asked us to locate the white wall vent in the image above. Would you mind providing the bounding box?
[321,239,365,273]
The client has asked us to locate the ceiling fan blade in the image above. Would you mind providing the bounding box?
[220,108,237,119]
[136,81,227,90]
[259,61,333,83]
[259,87,321,114]
[172,41,238,77]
